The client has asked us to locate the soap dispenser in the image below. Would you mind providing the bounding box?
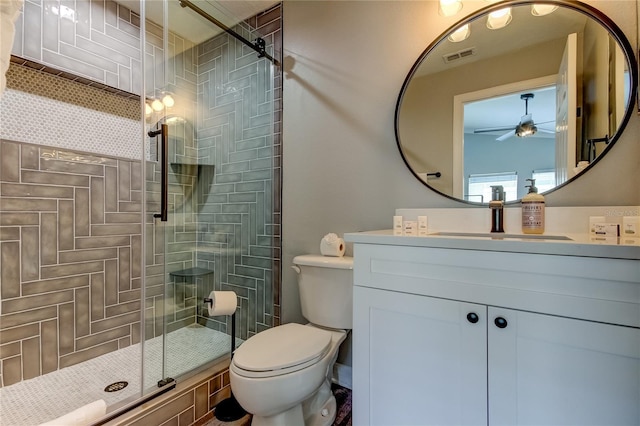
[522,178,545,234]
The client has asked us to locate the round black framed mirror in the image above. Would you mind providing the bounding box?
[395,0,637,204]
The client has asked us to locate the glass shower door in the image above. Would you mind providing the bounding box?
[143,0,277,386]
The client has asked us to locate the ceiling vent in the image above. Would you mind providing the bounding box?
[443,47,476,64]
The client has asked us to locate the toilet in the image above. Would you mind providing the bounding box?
[229,255,353,426]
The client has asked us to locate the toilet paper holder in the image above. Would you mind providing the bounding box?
[202,297,246,421]
[202,296,238,354]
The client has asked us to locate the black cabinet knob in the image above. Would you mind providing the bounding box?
[466,312,479,323]
[494,317,508,328]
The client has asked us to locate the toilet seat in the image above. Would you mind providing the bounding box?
[232,323,332,379]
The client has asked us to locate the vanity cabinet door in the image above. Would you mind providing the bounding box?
[488,307,640,426]
[353,286,487,426]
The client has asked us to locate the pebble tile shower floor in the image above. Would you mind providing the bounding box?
[0,325,239,425]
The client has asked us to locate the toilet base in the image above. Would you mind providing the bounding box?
[302,380,336,426]
[250,382,336,426]
[251,404,304,426]
[304,393,336,426]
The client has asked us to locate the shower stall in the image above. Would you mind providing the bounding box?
[0,0,281,424]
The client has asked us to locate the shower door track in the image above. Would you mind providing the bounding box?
[178,0,280,66]
[92,378,176,425]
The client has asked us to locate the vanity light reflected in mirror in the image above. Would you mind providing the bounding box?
[395,0,638,205]
[145,92,176,117]
[151,99,164,112]
[531,4,558,16]
[448,24,471,42]
[486,7,512,29]
[162,93,175,108]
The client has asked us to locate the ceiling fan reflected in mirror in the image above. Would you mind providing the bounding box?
[473,93,555,141]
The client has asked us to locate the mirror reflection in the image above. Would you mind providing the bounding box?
[396,1,636,204]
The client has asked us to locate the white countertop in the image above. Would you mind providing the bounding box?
[344,229,640,260]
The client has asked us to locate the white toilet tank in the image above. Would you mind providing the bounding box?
[292,255,353,330]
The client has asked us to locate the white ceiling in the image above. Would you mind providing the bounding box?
[117,0,278,44]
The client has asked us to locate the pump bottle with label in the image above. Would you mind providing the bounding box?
[521,178,545,234]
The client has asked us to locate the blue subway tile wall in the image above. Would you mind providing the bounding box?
[194,6,282,340]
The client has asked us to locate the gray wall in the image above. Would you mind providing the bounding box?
[281,0,639,366]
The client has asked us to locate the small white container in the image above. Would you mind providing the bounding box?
[403,220,418,236]
[589,216,606,235]
[622,216,640,237]
[593,223,620,237]
[418,216,428,236]
[393,216,403,236]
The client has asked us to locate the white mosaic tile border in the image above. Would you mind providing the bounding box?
[0,89,142,160]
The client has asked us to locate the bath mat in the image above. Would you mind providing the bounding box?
[204,383,352,426]
[331,383,352,426]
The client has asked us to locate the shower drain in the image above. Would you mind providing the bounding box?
[104,381,128,392]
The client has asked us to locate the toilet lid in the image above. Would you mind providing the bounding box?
[233,323,332,374]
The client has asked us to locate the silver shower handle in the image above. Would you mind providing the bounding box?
[148,124,168,222]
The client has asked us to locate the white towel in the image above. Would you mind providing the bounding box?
[38,399,107,426]
[0,0,24,95]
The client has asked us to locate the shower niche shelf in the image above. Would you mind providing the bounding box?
[169,267,214,278]
[170,162,214,173]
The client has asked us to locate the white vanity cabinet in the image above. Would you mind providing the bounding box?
[353,286,488,425]
[488,307,639,426]
[350,240,640,426]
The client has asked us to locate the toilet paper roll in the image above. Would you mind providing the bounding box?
[206,291,237,316]
[320,233,345,257]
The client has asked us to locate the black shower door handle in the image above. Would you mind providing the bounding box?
[148,124,168,222]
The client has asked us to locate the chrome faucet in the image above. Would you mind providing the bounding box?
[490,185,505,233]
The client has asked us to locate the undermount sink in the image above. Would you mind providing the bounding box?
[431,232,573,241]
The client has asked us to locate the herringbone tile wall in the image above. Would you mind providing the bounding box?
[0,139,144,388]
